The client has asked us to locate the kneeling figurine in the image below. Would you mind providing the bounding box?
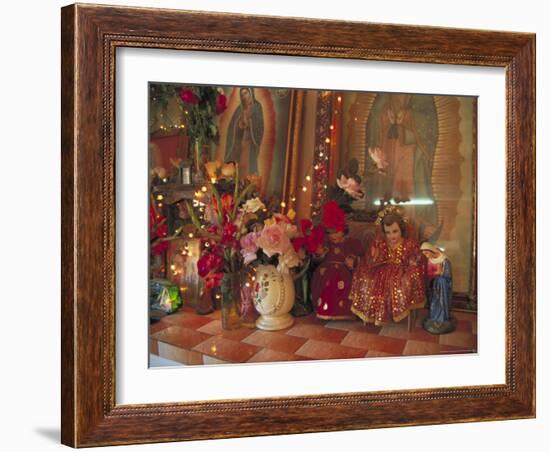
[421,242,456,335]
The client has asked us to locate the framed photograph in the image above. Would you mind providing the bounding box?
[61,3,535,447]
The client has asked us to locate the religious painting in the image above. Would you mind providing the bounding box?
[148,83,477,368]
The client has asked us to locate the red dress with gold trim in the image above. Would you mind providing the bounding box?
[350,237,425,325]
[310,238,362,320]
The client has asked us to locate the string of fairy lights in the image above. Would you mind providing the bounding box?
[152,90,341,287]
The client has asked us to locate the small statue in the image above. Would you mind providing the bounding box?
[349,207,425,326]
[310,201,362,320]
[420,242,456,334]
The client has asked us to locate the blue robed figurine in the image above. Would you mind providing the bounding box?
[420,242,456,335]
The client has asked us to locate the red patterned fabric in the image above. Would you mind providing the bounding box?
[350,237,425,325]
[311,237,362,320]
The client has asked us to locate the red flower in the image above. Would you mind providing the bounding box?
[216,94,227,114]
[205,272,224,289]
[322,201,346,232]
[291,221,325,254]
[155,222,168,238]
[305,225,325,253]
[291,237,306,253]
[221,221,237,245]
[220,193,234,215]
[197,253,223,277]
[299,218,313,235]
[179,88,199,105]
[151,240,169,256]
[207,224,221,235]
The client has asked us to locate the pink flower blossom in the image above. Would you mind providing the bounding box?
[240,232,260,264]
[256,224,292,257]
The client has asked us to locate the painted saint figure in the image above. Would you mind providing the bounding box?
[224,87,264,175]
[420,242,455,334]
[349,210,425,325]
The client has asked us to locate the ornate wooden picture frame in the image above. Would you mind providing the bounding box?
[61,3,535,447]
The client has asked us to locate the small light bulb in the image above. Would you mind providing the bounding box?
[302,186,307,192]
[156,194,164,201]
[170,264,176,271]
[306,175,311,181]
[329,124,335,130]
[325,138,331,144]
[337,96,342,102]
[201,186,207,192]
[188,233,194,238]
[280,202,286,208]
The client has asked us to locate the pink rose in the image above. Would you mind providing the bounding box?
[240,231,260,264]
[256,224,291,257]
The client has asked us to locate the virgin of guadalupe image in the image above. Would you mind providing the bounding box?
[366,93,438,226]
[224,87,264,176]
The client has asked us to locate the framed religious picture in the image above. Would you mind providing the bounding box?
[61,3,535,447]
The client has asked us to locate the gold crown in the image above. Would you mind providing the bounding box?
[374,204,409,225]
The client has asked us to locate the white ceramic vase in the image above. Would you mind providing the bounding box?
[252,264,295,331]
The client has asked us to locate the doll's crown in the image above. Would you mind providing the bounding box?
[374,204,409,225]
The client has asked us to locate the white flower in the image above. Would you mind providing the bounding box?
[277,247,301,274]
[243,197,265,213]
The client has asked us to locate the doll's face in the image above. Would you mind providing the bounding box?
[383,222,402,246]
[422,249,440,259]
[328,231,344,243]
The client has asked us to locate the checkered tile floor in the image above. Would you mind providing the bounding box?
[149,306,477,366]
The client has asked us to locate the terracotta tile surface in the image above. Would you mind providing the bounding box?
[295,339,366,360]
[149,307,478,366]
[152,326,211,349]
[455,320,473,333]
[242,330,307,354]
[294,315,327,326]
[324,320,381,334]
[193,336,261,363]
[202,355,230,365]
[157,342,204,365]
[451,311,477,321]
[341,331,406,355]
[197,320,256,342]
[440,344,475,354]
[286,323,348,343]
[160,311,215,329]
[380,323,440,343]
[439,331,477,349]
[402,340,441,356]
[365,350,394,358]
[247,348,307,363]
[149,321,171,334]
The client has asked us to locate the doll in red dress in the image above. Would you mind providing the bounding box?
[349,208,425,326]
[310,202,362,320]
